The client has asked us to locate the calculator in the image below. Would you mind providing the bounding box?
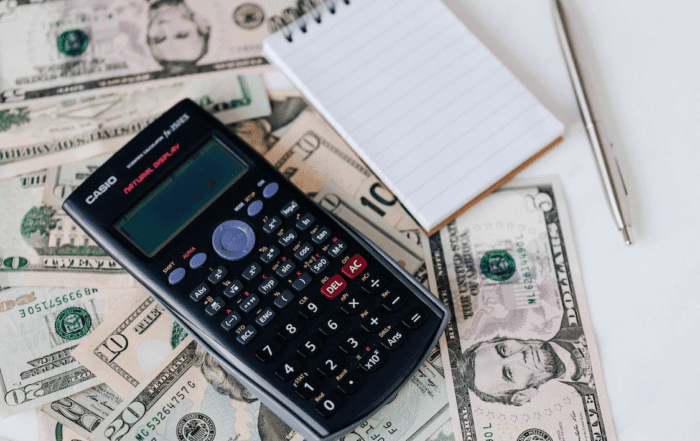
[63,99,448,441]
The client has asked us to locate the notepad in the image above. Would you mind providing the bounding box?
[263,0,564,234]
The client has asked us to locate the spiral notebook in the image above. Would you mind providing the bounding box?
[263,0,564,235]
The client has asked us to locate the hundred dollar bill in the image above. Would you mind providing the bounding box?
[71,290,188,397]
[93,338,297,441]
[0,0,304,108]
[41,384,124,439]
[0,286,140,417]
[37,408,91,441]
[0,75,271,178]
[315,182,427,283]
[265,112,424,246]
[0,154,136,287]
[424,178,617,441]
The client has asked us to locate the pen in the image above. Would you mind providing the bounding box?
[551,0,633,245]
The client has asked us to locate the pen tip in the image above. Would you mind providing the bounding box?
[621,226,633,245]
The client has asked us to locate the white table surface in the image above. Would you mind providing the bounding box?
[2,0,699,439]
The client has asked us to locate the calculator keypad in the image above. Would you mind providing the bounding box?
[178,181,440,426]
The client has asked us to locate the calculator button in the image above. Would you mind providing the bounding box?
[278,317,303,341]
[237,325,257,345]
[403,307,427,329]
[338,371,365,395]
[239,293,260,313]
[320,274,346,299]
[242,262,262,280]
[340,295,365,315]
[359,347,386,373]
[255,339,282,363]
[341,254,367,279]
[260,246,280,263]
[276,260,296,277]
[262,182,279,198]
[262,216,282,234]
[299,296,327,319]
[247,200,263,217]
[207,265,227,284]
[189,252,207,269]
[382,291,408,312]
[319,313,346,336]
[339,330,366,354]
[255,307,276,327]
[381,327,407,351]
[296,213,315,231]
[296,375,322,399]
[297,334,324,359]
[274,290,294,309]
[205,297,225,317]
[309,256,330,274]
[258,276,278,295]
[221,311,241,331]
[278,229,299,247]
[294,242,314,261]
[223,279,244,298]
[280,200,300,218]
[292,272,312,292]
[316,392,343,417]
[327,238,347,258]
[212,220,256,261]
[317,352,343,376]
[361,273,388,295]
[361,310,386,333]
[189,283,210,302]
[276,357,302,381]
[168,268,185,285]
[311,227,331,244]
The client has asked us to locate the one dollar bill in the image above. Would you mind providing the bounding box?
[424,178,617,441]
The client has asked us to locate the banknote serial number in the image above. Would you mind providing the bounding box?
[18,288,98,318]
[482,423,494,441]
[515,238,534,290]
[144,381,197,432]
[358,421,398,440]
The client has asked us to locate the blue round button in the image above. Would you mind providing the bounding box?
[168,267,186,285]
[262,182,279,198]
[247,200,263,217]
[189,252,207,269]
[212,220,256,261]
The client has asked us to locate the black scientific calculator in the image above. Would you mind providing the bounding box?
[63,99,448,441]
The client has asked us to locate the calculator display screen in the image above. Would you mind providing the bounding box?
[114,138,247,257]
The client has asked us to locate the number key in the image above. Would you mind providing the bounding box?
[278,317,303,341]
[299,296,326,319]
[275,356,302,382]
[319,313,346,337]
[339,330,366,354]
[297,334,324,359]
[296,375,322,399]
[256,339,282,363]
[316,392,343,418]
[317,352,343,376]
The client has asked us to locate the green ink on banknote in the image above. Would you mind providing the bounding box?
[55,306,91,340]
[0,108,30,132]
[171,322,188,349]
[57,30,90,56]
[479,250,516,281]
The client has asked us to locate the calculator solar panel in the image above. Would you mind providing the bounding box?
[63,99,448,441]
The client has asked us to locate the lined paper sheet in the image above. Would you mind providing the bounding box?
[264,0,564,233]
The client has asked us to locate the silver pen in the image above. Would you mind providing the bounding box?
[551,0,633,245]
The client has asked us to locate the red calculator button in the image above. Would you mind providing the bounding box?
[321,274,347,299]
[341,254,367,279]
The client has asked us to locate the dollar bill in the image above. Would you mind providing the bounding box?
[425,421,455,441]
[0,75,271,178]
[0,154,136,287]
[71,290,188,397]
[231,89,310,156]
[0,0,305,108]
[423,178,617,441]
[0,286,141,417]
[93,338,297,441]
[265,112,424,246]
[41,384,124,439]
[315,182,427,284]
[37,408,91,441]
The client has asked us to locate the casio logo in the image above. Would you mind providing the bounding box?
[86,176,117,205]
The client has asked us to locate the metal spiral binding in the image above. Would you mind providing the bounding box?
[268,0,350,42]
